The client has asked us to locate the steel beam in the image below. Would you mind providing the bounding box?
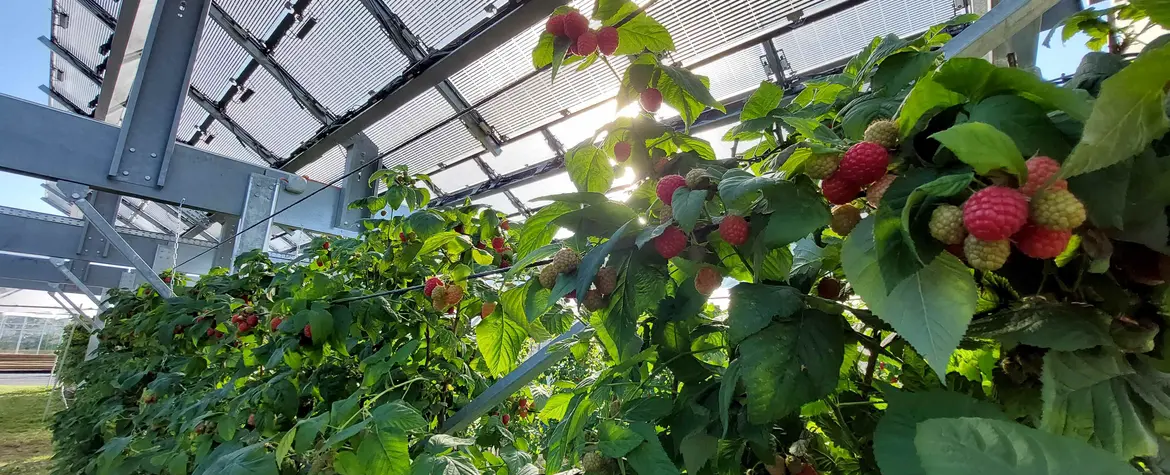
[48,258,107,308]
[39,85,89,116]
[0,94,353,235]
[0,255,126,294]
[281,0,569,171]
[188,86,280,163]
[208,2,334,124]
[335,134,379,230]
[941,0,1061,59]
[76,0,117,30]
[94,0,154,122]
[230,174,280,264]
[39,36,103,87]
[109,0,211,188]
[69,194,176,298]
[440,321,587,434]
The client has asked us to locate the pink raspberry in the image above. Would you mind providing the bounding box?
[424,277,443,297]
[562,11,589,39]
[962,186,1029,241]
[837,142,889,186]
[656,174,687,205]
[1013,224,1072,259]
[597,26,618,55]
[571,29,598,56]
[545,14,567,36]
[491,237,506,253]
[640,87,663,113]
[719,215,749,246]
[694,267,722,295]
[821,173,861,205]
[653,226,687,259]
[1019,156,1068,196]
[614,141,631,162]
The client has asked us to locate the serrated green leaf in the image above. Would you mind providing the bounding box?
[738,310,843,423]
[741,81,785,121]
[871,50,940,95]
[598,420,644,458]
[565,145,615,193]
[965,95,1074,160]
[930,122,1027,178]
[967,302,1113,351]
[671,188,707,233]
[726,283,803,343]
[576,220,634,300]
[718,169,775,205]
[719,361,741,437]
[933,57,1092,121]
[759,180,831,247]
[659,65,724,126]
[516,202,574,257]
[199,444,278,475]
[613,14,674,55]
[357,427,409,475]
[873,388,1007,475]
[897,74,965,137]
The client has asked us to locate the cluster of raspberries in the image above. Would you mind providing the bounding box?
[545,10,619,57]
[538,249,615,311]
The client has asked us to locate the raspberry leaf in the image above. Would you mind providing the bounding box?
[658,65,724,126]
[406,210,444,239]
[778,116,843,145]
[565,145,615,193]
[933,58,1092,121]
[593,0,638,24]
[476,311,528,377]
[899,172,973,262]
[968,302,1112,351]
[871,50,941,96]
[612,14,674,56]
[726,283,803,343]
[873,389,1008,475]
[759,179,831,248]
[931,122,1027,179]
[552,201,638,238]
[670,188,707,233]
[575,220,635,299]
[898,75,964,137]
[740,81,785,121]
[738,309,844,422]
[965,95,1073,160]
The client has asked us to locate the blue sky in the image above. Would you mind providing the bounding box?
[0,4,1091,217]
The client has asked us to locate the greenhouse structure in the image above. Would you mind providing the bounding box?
[1,0,1169,473]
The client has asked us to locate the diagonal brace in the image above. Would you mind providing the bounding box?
[64,187,176,298]
[48,258,109,310]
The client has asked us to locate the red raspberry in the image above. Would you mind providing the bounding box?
[837,142,889,186]
[571,30,597,56]
[303,325,312,339]
[545,14,567,36]
[500,220,509,230]
[246,315,258,326]
[694,267,722,295]
[1013,224,1072,259]
[562,11,589,39]
[597,26,618,55]
[270,317,282,332]
[719,215,749,246]
[640,87,663,113]
[491,237,506,253]
[817,278,842,299]
[502,414,511,425]
[399,232,407,241]
[867,174,897,208]
[962,186,1029,240]
[821,173,861,205]
[322,241,330,250]
[614,141,631,162]
[656,174,687,205]
[424,277,444,297]
[1019,156,1068,196]
[653,226,687,259]
[476,242,487,250]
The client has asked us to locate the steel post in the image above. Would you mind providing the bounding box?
[335,134,379,230]
[230,174,280,265]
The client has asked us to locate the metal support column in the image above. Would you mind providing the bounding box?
[230,174,280,265]
[62,185,175,298]
[335,134,379,229]
[761,40,788,84]
[109,0,211,188]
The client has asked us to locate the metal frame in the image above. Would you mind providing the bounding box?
[39,36,104,87]
[39,85,89,116]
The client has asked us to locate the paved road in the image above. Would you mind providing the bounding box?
[0,372,54,387]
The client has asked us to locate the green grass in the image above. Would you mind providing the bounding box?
[0,386,62,475]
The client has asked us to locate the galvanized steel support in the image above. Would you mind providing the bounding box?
[335,134,379,229]
[229,174,280,265]
[68,190,176,298]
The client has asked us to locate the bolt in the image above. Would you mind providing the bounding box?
[145,176,152,181]
[129,147,136,152]
[150,153,157,158]
[70,193,81,199]
[121,171,129,176]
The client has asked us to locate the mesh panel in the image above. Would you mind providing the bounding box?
[272,0,412,114]
[380,120,482,173]
[429,159,489,194]
[696,44,770,101]
[483,133,552,175]
[471,192,519,215]
[364,88,455,152]
[216,0,287,38]
[94,0,118,16]
[648,0,820,63]
[295,145,349,183]
[189,22,250,98]
[223,68,322,157]
[509,172,574,204]
[193,120,270,167]
[381,0,492,49]
[50,56,100,110]
[56,0,114,69]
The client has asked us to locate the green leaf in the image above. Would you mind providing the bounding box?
[778,116,841,144]
[419,231,470,255]
[659,65,724,126]
[1060,43,1170,178]
[623,396,673,421]
[741,81,784,121]
[871,50,940,95]
[680,433,718,475]
[593,0,638,23]
[516,202,574,257]
[576,220,635,299]
[553,201,638,238]
[276,428,295,465]
[505,243,561,278]
[477,308,528,381]
[899,172,973,262]
[539,393,573,422]
[524,278,553,323]
[726,284,803,343]
[596,253,666,361]
[531,192,610,205]
[625,423,681,475]
[613,14,674,55]
[565,145,615,193]
[424,435,476,453]
[965,95,1074,160]
[357,427,410,475]
[293,413,329,453]
[200,444,278,475]
[407,211,443,239]
[759,180,831,247]
[738,310,844,423]
[598,420,644,458]
[1041,350,1159,459]
[930,122,1026,178]
[1132,0,1170,28]
[718,169,776,205]
[874,388,1007,475]
[933,57,1092,121]
[719,361,741,437]
[550,36,572,82]
[967,302,1113,351]
[840,94,902,140]
[843,218,977,380]
[369,400,427,433]
[914,417,1140,475]
[898,74,965,137]
[308,308,333,346]
[671,188,707,233]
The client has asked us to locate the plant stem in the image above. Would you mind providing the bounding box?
[862,329,881,392]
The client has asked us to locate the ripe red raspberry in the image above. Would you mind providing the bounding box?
[830,205,862,236]
[821,173,861,205]
[399,232,407,241]
[492,237,506,253]
[476,241,487,250]
[1029,189,1085,231]
[572,30,598,56]
[424,277,444,297]
[303,324,312,339]
[817,278,842,299]
[640,87,663,113]
[562,11,589,39]
[962,186,1029,240]
[545,14,567,36]
[614,141,631,162]
[653,226,687,259]
[246,315,258,326]
[502,414,511,425]
[963,235,1010,271]
[928,204,966,245]
[597,26,618,55]
[322,241,330,250]
[719,214,749,246]
[837,142,889,186]
[1019,156,1068,196]
[694,266,722,295]
[500,220,509,230]
[656,174,687,205]
[270,317,282,332]
[1013,224,1072,259]
[867,174,897,208]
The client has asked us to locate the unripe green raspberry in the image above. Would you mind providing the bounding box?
[538,265,559,289]
[929,204,967,245]
[830,205,862,236]
[863,119,899,148]
[1029,189,1086,231]
[685,168,713,190]
[551,248,581,274]
[804,154,841,179]
[963,235,1010,271]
